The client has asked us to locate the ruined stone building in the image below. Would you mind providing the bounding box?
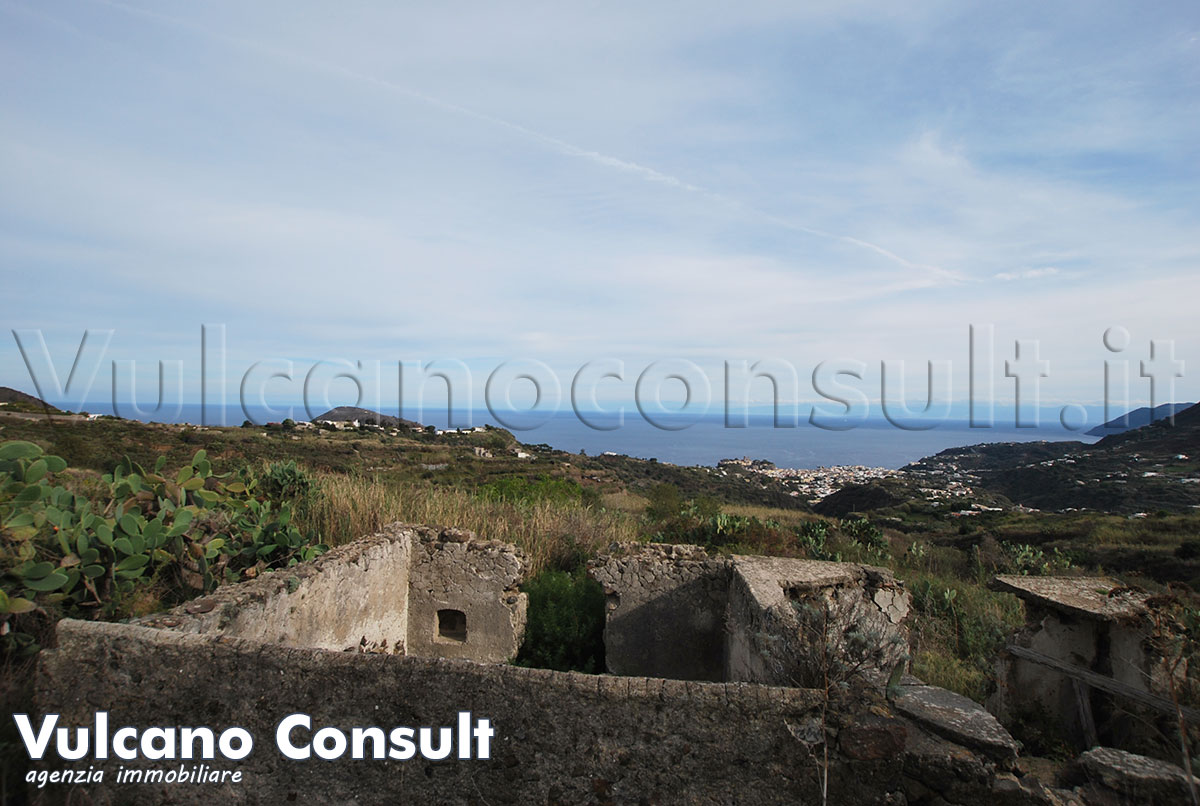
[133,523,528,663]
[990,574,1197,756]
[34,527,1199,805]
[588,543,911,686]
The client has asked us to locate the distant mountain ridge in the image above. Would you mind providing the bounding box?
[310,406,421,429]
[1085,402,1195,436]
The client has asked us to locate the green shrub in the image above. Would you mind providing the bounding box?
[999,541,1073,576]
[515,567,605,673]
[1176,540,1200,560]
[644,483,682,521]
[839,518,890,561]
[480,475,584,507]
[794,520,836,560]
[907,571,1024,702]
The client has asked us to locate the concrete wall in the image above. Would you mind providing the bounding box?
[725,563,776,683]
[589,544,731,681]
[990,606,1101,739]
[987,574,1173,753]
[33,619,1029,806]
[134,523,527,663]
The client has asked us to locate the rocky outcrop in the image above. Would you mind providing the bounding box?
[895,684,1021,767]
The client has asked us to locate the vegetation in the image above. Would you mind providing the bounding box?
[515,567,606,673]
[3,407,1199,779]
[296,471,633,576]
[479,474,599,508]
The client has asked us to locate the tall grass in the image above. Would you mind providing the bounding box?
[299,472,641,575]
[903,568,1025,701]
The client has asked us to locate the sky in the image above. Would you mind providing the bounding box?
[1,1,1197,424]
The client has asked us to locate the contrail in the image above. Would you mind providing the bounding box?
[82,0,958,283]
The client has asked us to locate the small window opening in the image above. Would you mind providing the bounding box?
[436,609,467,643]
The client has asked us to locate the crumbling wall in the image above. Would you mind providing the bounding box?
[133,523,527,663]
[134,524,413,652]
[988,575,1161,753]
[991,603,1103,741]
[590,545,911,686]
[726,556,911,686]
[405,526,528,663]
[34,619,1047,806]
[589,544,731,680]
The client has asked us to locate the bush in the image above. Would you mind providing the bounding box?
[515,567,605,673]
[1176,540,1200,560]
[644,483,682,521]
[907,571,1024,702]
[999,540,1072,576]
[839,518,890,561]
[479,475,584,507]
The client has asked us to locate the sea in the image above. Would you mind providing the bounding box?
[60,402,1099,470]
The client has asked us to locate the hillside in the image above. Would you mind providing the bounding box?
[0,405,806,513]
[0,385,61,413]
[1085,402,1195,436]
[906,403,1200,513]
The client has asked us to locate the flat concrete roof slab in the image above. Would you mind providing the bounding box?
[992,575,1149,621]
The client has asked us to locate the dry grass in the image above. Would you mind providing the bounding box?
[300,472,642,575]
[599,490,649,513]
[722,503,826,527]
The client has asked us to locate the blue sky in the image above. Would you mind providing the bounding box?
[1,1,1197,422]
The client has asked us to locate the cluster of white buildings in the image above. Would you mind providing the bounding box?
[716,458,904,503]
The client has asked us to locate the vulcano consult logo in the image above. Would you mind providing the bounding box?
[14,711,495,790]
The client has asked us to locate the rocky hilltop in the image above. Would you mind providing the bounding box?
[0,385,61,413]
[310,406,421,429]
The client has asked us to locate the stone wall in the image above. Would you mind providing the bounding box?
[134,525,413,652]
[590,545,912,686]
[588,544,731,681]
[32,534,1181,804]
[405,527,527,663]
[34,619,1039,806]
[988,575,1163,753]
[726,555,911,686]
[134,523,526,663]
